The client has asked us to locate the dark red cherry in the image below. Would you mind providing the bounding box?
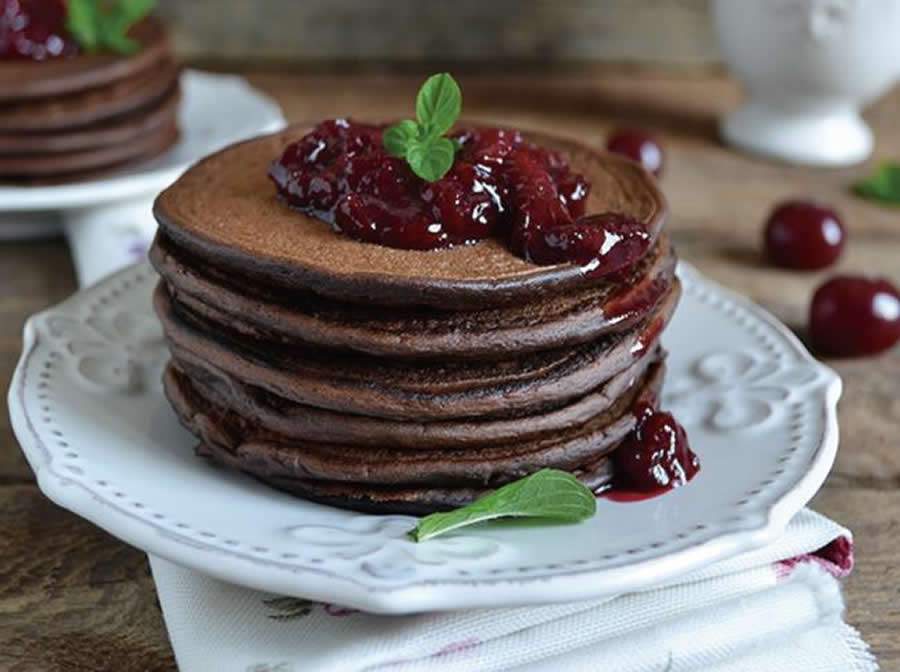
[606,128,664,177]
[765,201,845,270]
[809,275,900,357]
[0,0,77,60]
[613,403,699,491]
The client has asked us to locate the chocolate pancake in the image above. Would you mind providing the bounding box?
[171,362,665,515]
[208,450,616,516]
[153,124,668,309]
[0,120,178,178]
[151,232,676,359]
[155,280,680,421]
[0,85,179,154]
[0,18,171,102]
[166,360,660,486]
[0,63,179,132]
[167,345,663,450]
[153,123,682,515]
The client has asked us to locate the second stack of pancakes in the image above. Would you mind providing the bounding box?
[0,18,178,182]
[151,126,680,515]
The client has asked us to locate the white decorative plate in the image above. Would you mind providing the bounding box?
[8,262,841,614]
[0,70,284,213]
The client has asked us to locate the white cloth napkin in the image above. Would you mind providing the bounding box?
[148,509,875,672]
[68,209,877,672]
[63,197,158,287]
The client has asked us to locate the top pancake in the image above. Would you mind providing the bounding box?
[154,124,668,309]
[0,18,170,102]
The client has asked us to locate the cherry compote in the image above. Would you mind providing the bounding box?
[611,402,699,494]
[809,275,900,357]
[606,128,664,178]
[270,119,651,278]
[0,0,77,60]
[764,201,845,270]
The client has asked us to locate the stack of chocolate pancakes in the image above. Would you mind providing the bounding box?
[0,18,178,182]
[151,125,680,515]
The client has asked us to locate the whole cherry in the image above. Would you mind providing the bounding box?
[809,275,900,357]
[764,200,845,270]
[606,128,664,178]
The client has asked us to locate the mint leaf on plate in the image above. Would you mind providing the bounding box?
[853,162,900,205]
[409,469,597,543]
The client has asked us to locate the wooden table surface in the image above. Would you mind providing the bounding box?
[1,71,898,671]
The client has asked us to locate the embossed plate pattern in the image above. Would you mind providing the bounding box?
[8,262,841,613]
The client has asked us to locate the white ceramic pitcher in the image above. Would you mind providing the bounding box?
[713,0,900,166]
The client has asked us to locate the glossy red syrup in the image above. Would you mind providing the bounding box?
[606,128,664,178]
[809,275,900,357]
[602,275,670,331]
[764,201,845,270]
[603,402,700,502]
[0,0,78,60]
[270,120,652,278]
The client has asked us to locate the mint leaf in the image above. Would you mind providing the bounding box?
[383,120,419,158]
[409,469,596,542]
[406,136,456,182]
[67,0,156,55]
[99,0,155,54]
[853,162,900,205]
[114,0,156,26]
[415,73,462,138]
[67,0,100,51]
[382,73,462,182]
[100,30,139,54]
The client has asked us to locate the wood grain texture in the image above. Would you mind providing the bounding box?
[0,239,76,483]
[156,0,717,67]
[1,70,898,669]
[0,486,174,671]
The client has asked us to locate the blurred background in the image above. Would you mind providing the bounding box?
[2,2,899,669]
[156,0,718,69]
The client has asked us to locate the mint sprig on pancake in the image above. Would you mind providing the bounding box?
[383,73,462,182]
[67,0,156,55]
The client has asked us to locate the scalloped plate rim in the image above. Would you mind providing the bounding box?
[7,262,841,613]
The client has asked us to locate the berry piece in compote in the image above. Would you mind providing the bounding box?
[764,201,845,270]
[0,0,78,60]
[606,128,664,178]
[504,149,573,256]
[809,275,900,357]
[526,213,652,277]
[612,402,699,492]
